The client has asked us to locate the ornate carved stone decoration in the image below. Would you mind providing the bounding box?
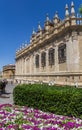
[15,2,82,86]
[71,31,78,41]
[58,43,66,64]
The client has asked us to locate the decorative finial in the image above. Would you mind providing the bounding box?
[46,13,50,22]
[55,11,58,18]
[22,43,25,49]
[16,50,18,53]
[32,28,36,35]
[65,4,69,17]
[71,1,74,7]
[25,44,27,47]
[38,22,42,31]
[20,45,22,50]
[53,11,59,24]
[44,13,51,30]
[71,1,75,17]
[16,49,19,53]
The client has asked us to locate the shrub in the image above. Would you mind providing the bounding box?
[13,84,82,118]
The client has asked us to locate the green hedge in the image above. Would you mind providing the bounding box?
[13,84,82,118]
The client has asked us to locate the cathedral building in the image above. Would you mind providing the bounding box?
[15,2,82,86]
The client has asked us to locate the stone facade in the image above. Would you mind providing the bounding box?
[15,2,82,86]
[3,64,15,79]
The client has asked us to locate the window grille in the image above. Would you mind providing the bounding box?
[41,52,46,67]
[35,54,39,68]
[49,48,55,66]
[58,44,66,63]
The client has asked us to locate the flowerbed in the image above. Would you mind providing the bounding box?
[0,104,82,130]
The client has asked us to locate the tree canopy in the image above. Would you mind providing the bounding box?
[79,4,82,14]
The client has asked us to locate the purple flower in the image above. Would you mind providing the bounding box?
[67,121,75,128]
[0,104,82,129]
[33,126,40,130]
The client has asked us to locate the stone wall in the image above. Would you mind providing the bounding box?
[15,2,82,86]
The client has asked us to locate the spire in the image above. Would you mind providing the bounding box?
[38,22,42,31]
[32,28,35,35]
[65,4,69,18]
[55,11,58,19]
[71,1,75,18]
[32,28,36,39]
[46,13,50,22]
[44,13,51,31]
[45,13,50,26]
[30,28,36,43]
[53,11,59,24]
[65,4,70,27]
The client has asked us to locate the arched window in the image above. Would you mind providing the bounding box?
[41,52,46,67]
[58,43,66,64]
[35,54,39,68]
[49,48,55,66]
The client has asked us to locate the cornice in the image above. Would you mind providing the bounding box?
[16,17,82,60]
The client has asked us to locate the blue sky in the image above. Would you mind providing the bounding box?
[0,0,81,70]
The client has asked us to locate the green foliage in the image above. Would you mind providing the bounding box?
[79,4,82,14]
[5,106,12,112]
[13,84,82,119]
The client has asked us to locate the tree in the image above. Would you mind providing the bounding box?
[79,4,82,14]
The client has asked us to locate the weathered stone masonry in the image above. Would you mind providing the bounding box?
[15,2,82,86]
